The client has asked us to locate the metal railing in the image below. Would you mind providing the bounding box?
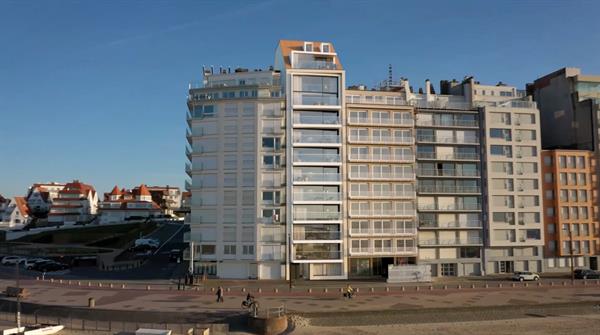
[293,93,339,106]
[293,192,341,201]
[417,203,482,211]
[293,134,340,144]
[346,94,408,106]
[419,238,482,245]
[293,115,340,125]
[416,135,480,144]
[417,168,480,177]
[350,246,417,254]
[348,153,414,162]
[347,116,413,126]
[348,191,415,198]
[349,209,415,217]
[293,251,342,260]
[293,173,341,182]
[293,211,342,220]
[349,173,414,180]
[416,152,479,160]
[416,119,478,127]
[350,227,417,235]
[417,185,481,194]
[293,153,341,163]
[293,231,341,240]
[419,220,482,229]
[348,135,414,144]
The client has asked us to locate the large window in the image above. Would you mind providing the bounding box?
[293,75,339,105]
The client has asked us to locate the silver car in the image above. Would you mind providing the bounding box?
[511,271,540,281]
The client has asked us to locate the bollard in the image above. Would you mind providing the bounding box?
[551,282,555,286]
[524,283,528,288]
[498,283,502,288]
[511,283,516,288]
[121,284,126,289]
[146,285,151,291]
[339,288,344,293]
[401,286,405,291]
[98,283,102,288]
[257,288,262,293]
[370,287,375,293]
[59,279,63,284]
[78,281,81,286]
[324,288,328,293]
[308,288,312,293]
[484,284,489,289]
[68,280,72,285]
[471,284,476,289]
[88,282,91,287]
[242,288,246,292]
[537,282,542,287]
[36,277,39,281]
[50,278,54,283]
[457,284,462,290]
[226,288,231,292]
[385,287,390,292]
[88,297,95,308]
[562,281,567,286]
[355,288,360,293]
[415,286,420,291]
[596,280,600,286]
[109,283,113,288]
[274,288,278,293]
[429,285,434,291]
[443,285,447,290]
[211,287,215,292]
[583,280,587,286]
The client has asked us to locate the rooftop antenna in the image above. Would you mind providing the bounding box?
[388,64,393,89]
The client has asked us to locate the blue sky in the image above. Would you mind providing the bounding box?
[1,0,599,197]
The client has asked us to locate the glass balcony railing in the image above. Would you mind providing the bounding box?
[293,251,342,260]
[417,185,480,194]
[348,153,414,162]
[295,60,337,70]
[419,238,482,246]
[348,191,415,198]
[349,173,414,180]
[349,226,417,236]
[293,134,340,144]
[416,119,478,127]
[293,192,341,201]
[345,95,408,106]
[416,135,480,144]
[347,116,413,126]
[417,203,482,211]
[293,115,340,125]
[293,173,341,182]
[293,231,341,240]
[417,168,480,177]
[293,93,339,106]
[350,246,417,255]
[348,135,414,144]
[419,220,482,229]
[349,209,415,217]
[293,211,341,220]
[416,152,479,160]
[294,153,341,163]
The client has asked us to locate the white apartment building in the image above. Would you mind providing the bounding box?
[48,180,98,225]
[187,66,286,279]
[0,197,30,229]
[26,182,66,214]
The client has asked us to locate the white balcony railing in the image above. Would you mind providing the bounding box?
[416,135,479,144]
[419,238,482,246]
[293,133,340,144]
[419,220,481,229]
[294,153,341,163]
[348,191,415,199]
[416,152,479,161]
[349,209,415,217]
[417,168,480,177]
[348,153,414,162]
[347,116,413,127]
[350,227,417,236]
[417,203,482,211]
[349,173,415,180]
[293,211,342,221]
[350,246,417,255]
[417,185,481,194]
[415,119,478,128]
[293,173,341,182]
[348,135,414,144]
[293,192,341,201]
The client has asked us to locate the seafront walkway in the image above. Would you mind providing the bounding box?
[2,277,600,315]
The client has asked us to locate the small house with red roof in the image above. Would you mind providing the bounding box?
[0,196,30,229]
[48,180,98,225]
[99,184,161,224]
[26,182,66,214]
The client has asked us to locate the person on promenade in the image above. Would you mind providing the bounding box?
[216,286,224,303]
[344,284,355,299]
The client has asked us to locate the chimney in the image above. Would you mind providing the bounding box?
[425,79,431,95]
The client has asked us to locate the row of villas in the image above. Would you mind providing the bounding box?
[185,40,599,280]
[0,181,185,230]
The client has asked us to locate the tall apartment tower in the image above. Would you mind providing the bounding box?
[443,79,545,274]
[541,150,599,270]
[345,89,418,277]
[186,68,287,279]
[274,40,347,279]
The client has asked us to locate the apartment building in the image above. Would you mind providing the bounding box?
[47,180,98,225]
[0,197,30,229]
[26,182,66,215]
[187,40,547,279]
[443,79,545,274]
[186,66,286,279]
[131,185,181,216]
[345,89,418,277]
[98,185,162,224]
[542,150,599,270]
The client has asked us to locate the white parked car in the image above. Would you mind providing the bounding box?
[512,271,540,281]
[1,256,26,266]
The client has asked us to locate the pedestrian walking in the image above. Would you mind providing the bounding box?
[216,286,224,302]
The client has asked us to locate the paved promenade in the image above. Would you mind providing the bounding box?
[2,278,600,315]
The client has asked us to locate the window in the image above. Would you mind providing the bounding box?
[224,245,236,255]
[543,156,552,166]
[200,245,216,255]
[559,173,567,185]
[546,207,554,217]
[559,156,566,168]
[243,245,255,255]
[304,42,313,52]
[441,263,457,276]
[578,173,587,185]
[262,137,282,150]
[490,145,511,157]
[321,43,331,53]
[526,229,541,240]
[263,155,281,168]
[577,156,586,169]
[547,223,555,234]
[545,190,554,200]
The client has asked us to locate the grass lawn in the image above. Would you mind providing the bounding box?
[16,222,158,249]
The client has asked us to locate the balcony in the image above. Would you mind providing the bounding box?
[417,185,481,194]
[350,226,417,236]
[185,146,192,160]
[348,153,414,162]
[349,172,414,181]
[350,246,417,255]
[347,116,413,127]
[416,135,480,145]
[259,229,285,243]
[293,192,341,202]
[416,152,479,161]
[293,153,341,163]
[349,209,415,218]
[186,129,192,145]
[419,220,482,229]
[184,180,191,192]
[475,100,537,109]
[293,115,340,125]
[185,163,192,177]
[417,203,482,211]
[419,238,482,246]
[293,251,342,261]
[293,93,339,106]
[293,133,340,144]
[293,231,341,240]
[346,94,408,106]
[348,191,415,199]
[293,173,341,183]
[293,211,341,221]
[295,60,337,70]
[348,135,414,145]
[416,119,478,128]
[417,168,480,178]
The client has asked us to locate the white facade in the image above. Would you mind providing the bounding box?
[48,181,98,225]
[0,197,30,230]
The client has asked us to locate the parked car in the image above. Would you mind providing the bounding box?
[1,256,26,266]
[32,261,69,272]
[134,238,160,249]
[169,249,182,262]
[512,271,540,281]
[574,269,600,279]
[23,258,51,270]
